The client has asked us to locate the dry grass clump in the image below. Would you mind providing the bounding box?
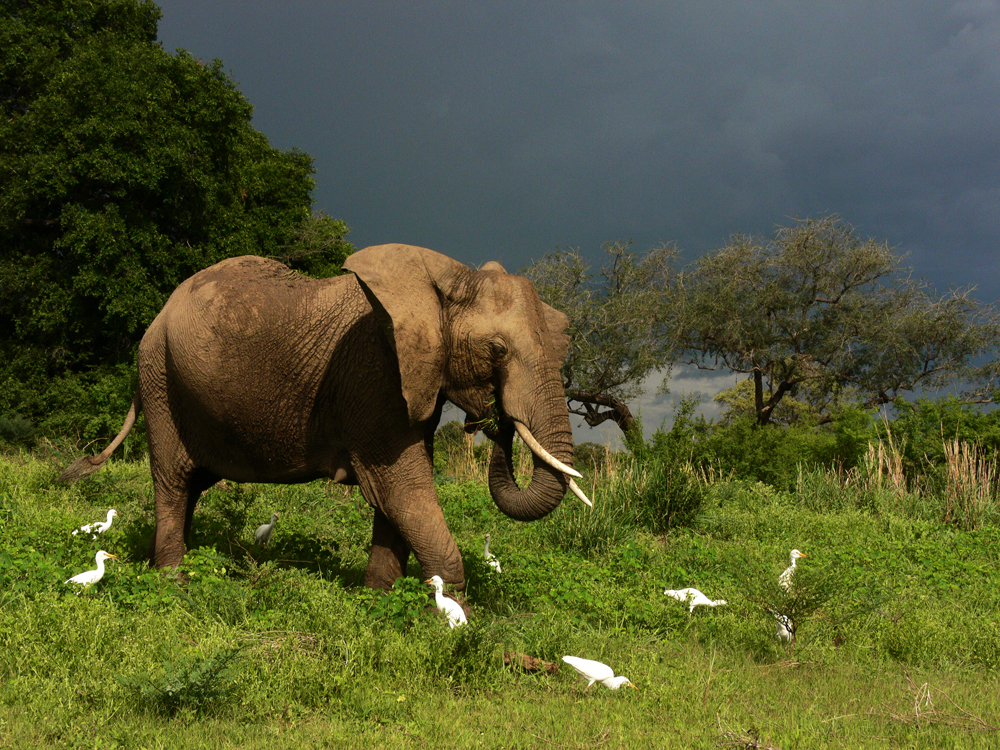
[942,438,997,530]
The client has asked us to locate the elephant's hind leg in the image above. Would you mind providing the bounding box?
[147,465,218,568]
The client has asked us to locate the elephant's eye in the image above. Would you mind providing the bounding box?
[488,337,508,361]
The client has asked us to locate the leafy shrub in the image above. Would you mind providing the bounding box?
[0,412,37,446]
[889,396,1000,478]
[367,576,435,630]
[573,442,609,472]
[18,363,147,453]
[198,482,257,542]
[117,645,245,716]
[635,458,706,533]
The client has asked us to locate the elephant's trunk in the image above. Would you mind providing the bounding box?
[487,397,585,520]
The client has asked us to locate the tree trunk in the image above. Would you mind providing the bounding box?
[565,389,636,435]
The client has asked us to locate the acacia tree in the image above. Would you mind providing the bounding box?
[522,241,675,437]
[669,216,1000,426]
[0,0,351,438]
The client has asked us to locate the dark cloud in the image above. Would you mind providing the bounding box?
[152,1,1000,443]
[156,1,1000,290]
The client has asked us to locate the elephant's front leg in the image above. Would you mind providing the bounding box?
[365,509,412,589]
[392,493,465,589]
[367,486,465,590]
[358,442,465,590]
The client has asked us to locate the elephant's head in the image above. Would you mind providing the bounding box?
[344,244,586,520]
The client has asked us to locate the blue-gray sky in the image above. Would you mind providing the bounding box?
[154,1,1000,441]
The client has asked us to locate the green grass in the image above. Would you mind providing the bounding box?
[1,449,999,749]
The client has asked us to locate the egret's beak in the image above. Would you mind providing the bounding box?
[630,682,638,690]
[106,554,118,559]
[423,578,432,585]
[799,552,808,558]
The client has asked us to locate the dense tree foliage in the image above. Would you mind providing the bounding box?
[525,217,999,440]
[0,0,352,440]
[522,241,675,437]
[668,217,1000,426]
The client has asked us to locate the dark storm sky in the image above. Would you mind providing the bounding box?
[154,1,1000,439]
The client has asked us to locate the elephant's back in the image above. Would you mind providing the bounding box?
[160,255,359,330]
[143,254,369,390]
[182,255,330,305]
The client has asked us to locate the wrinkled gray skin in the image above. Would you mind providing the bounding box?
[59,245,575,590]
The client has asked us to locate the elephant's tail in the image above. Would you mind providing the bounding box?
[58,391,142,484]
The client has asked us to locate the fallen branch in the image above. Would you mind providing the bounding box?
[504,651,560,674]
[716,717,784,750]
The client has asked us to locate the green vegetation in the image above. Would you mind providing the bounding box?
[2,420,998,748]
[0,0,354,444]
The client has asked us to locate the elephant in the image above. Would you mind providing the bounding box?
[59,244,589,590]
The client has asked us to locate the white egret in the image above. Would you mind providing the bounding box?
[425,575,468,628]
[483,533,501,573]
[72,509,118,540]
[664,587,727,613]
[767,607,796,655]
[778,549,807,592]
[255,513,278,546]
[561,655,636,691]
[65,550,117,592]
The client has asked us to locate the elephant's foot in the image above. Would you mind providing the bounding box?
[147,525,187,569]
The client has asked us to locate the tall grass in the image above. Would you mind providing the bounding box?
[943,438,998,530]
[787,430,1000,531]
[861,433,908,493]
[440,431,485,483]
[438,432,532,484]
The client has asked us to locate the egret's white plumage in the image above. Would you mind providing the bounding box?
[772,611,794,642]
[664,587,727,613]
[65,550,117,592]
[778,549,807,591]
[255,513,278,546]
[72,509,118,540]
[425,575,468,628]
[562,655,636,690]
[767,606,796,656]
[483,533,501,573]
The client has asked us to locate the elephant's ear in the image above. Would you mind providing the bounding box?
[345,244,467,425]
[542,303,571,372]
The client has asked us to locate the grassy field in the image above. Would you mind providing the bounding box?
[1,444,999,749]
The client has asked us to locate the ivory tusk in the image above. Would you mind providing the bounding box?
[514,422,583,479]
[568,478,593,507]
